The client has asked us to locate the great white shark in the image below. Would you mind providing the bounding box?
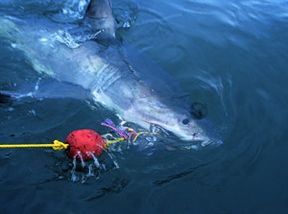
[0,0,222,145]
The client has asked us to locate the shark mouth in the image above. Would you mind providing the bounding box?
[145,121,222,149]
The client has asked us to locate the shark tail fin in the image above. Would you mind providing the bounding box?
[0,78,90,106]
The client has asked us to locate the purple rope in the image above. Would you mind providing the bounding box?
[101,119,129,139]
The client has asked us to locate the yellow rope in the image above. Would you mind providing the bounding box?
[0,140,69,151]
[103,131,150,148]
[132,131,149,142]
[126,128,150,142]
[104,137,125,148]
[0,129,152,151]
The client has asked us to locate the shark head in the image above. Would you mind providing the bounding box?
[123,96,222,146]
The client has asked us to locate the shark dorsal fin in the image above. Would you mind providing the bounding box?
[85,0,116,42]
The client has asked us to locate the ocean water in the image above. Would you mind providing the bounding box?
[0,0,288,213]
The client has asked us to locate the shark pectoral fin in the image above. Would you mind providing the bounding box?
[0,78,90,104]
[84,0,116,42]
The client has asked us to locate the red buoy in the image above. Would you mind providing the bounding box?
[66,129,105,160]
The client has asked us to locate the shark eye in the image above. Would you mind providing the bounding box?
[182,118,190,125]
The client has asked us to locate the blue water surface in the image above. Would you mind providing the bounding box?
[0,0,288,213]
